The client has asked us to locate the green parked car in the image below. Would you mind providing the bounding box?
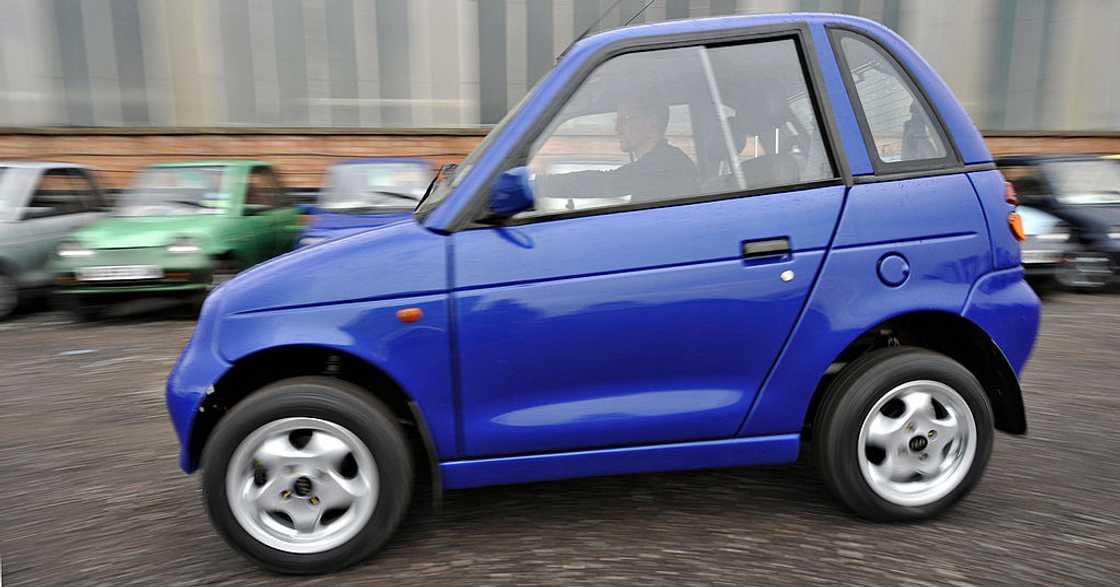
[52,161,301,319]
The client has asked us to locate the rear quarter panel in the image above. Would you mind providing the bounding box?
[740,174,993,436]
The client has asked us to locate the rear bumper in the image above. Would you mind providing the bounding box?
[962,266,1041,378]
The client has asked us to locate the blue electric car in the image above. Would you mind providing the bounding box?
[167,14,1040,574]
[296,158,434,248]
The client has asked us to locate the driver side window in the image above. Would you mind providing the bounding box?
[512,38,836,220]
[524,46,706,217]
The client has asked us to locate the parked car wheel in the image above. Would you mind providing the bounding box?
[62,296,103,322]
[201,377,413,575]
[1055,252,1113,292]
[813,347,993,521]
[0,273,17,319]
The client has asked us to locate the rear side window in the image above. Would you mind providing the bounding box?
[833,31,953,171]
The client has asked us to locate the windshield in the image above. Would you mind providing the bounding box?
[415,84,539,217]
[319,162,433,213]
[1044,159,1120,205]
[116,166,229,217]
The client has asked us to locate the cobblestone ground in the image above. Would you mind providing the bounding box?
[1,293,1117,586]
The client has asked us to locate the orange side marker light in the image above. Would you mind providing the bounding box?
[1008,212,1026,242]
[397,307,423,323]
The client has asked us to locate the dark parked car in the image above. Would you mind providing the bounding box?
[998,155,1120,290]
[168,14,1039,574]
[1017,205,1077,290]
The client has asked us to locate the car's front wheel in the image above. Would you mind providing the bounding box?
[814,347,993,521]
[201,377,414,574]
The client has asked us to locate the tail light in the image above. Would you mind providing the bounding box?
[1004,181,1025,241]
[1004,181,1019,206]
[1008,213,1026,242]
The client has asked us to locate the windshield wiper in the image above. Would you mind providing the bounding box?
[163,199,206,208]
[366,190,420,203]
[416,163,458,211]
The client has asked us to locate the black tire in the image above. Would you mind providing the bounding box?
[0,272,17,320]
[200,377,414,575]
[813,347,994,521]
[65,297,103,322]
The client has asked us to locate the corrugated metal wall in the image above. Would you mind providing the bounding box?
[0,0,1116,131]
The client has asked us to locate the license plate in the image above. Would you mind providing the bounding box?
[77,265,163,281]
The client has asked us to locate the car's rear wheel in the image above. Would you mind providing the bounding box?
[0,273,17,320]
[814,347,993,521]
[201,377,413,574]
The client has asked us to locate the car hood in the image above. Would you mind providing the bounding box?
[72,215,225,249]
[309,210,413,231]
[209,217,447,315]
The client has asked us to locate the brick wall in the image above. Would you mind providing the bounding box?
[0,129,1117,188]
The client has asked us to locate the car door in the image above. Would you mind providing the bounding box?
[451,37,845,457]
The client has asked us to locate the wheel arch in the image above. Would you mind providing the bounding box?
[189,344,442,501]
[801,310,1026,439]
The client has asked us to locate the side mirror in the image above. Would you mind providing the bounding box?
[488,167,534,219]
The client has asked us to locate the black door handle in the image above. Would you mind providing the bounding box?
[742,237,791,260]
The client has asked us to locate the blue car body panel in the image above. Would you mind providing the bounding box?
[962,267,1040,377]
[740,173,993,436]
[166,13,1036,490]
[168,220,457,471]
[441,434,800,490]
[453,186,843,456]
[808,22,870,177]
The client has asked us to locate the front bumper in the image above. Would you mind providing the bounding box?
[166,292,232,472]
[52,247,215,296]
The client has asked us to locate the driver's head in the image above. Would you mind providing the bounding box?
[615,98,670,154]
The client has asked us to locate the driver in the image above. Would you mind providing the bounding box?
[535,98,699,203]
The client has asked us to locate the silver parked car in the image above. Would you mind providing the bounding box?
[0,162,107,318]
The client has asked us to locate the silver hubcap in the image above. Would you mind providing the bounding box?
[226,417,379,554]
[857,381,976,507]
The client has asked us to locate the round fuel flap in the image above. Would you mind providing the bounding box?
[877,254,910,287]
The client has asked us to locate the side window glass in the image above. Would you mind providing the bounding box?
[25,169,87,219]
[525,46,706,215]
[516,38,835,220]
[262,168,291,207]
[706,39,835,192]
[247,168,278,210]
[837,33,949,167]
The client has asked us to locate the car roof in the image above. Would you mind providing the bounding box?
[0,161,92,171]
[571,12,873,46]
[148,160,268,169]
[338,158,431,167]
